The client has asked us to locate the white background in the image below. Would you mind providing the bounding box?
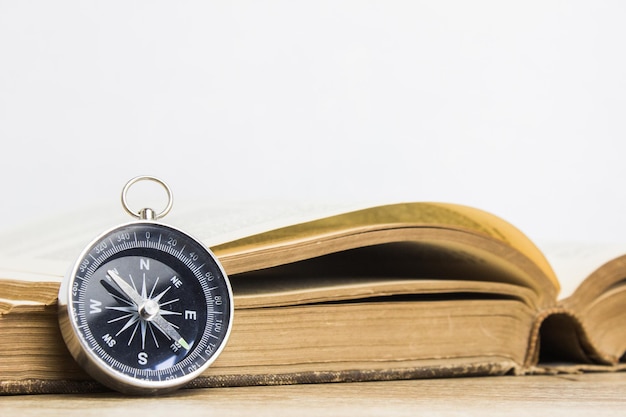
[1,1,625,246]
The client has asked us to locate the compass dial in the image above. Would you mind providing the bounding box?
[58,221,233,394]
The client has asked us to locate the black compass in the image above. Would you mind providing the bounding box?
[58,176,233,395]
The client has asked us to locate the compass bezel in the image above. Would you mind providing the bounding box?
[58,220,234,395]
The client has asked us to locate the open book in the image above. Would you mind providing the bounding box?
[1,201,625,394]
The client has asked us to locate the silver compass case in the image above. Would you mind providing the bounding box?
[58,177,234,395]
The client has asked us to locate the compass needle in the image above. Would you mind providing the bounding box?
[59,176,233,395]
[178,338,190,350]
[107,269,143,307]
[151,314,190,350]
[108,292,135,307]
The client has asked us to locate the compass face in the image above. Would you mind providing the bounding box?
[58,221,233,394]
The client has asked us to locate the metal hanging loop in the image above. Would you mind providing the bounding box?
[121,175,174,220]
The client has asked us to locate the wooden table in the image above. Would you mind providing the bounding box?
[2,372,625,416]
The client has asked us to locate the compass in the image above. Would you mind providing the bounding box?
[58,176,233,395]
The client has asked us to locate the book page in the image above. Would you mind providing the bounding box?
[0,198,558,305]
[0,199,376,279]
[538,241,626,299]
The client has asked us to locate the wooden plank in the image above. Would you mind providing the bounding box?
[2,373,626,416]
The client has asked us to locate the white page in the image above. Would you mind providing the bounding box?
[0,199,379,281]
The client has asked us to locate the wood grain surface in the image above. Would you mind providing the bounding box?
[2,372,626,416]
